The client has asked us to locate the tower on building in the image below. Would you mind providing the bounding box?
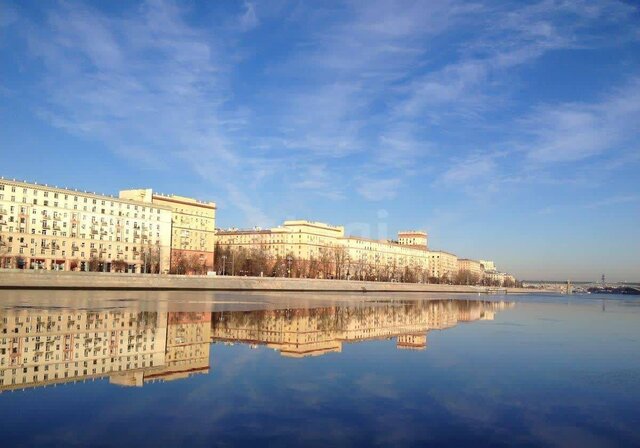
[397,231,428,249]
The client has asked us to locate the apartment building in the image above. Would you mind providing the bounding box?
[0,179,172,272]
[397,231,428,248]
[457,258,484,278]
[216,220,343,260]
[216,220,431,280]
[479,260,496,272]
[426,250,458,281]
[119,189,216,271]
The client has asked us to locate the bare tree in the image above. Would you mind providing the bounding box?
[214,244,232,274]
[111,259,127,273]
[140,242,162,273]
[503,277,516,288]
[318,247,333,279]
[187,253,207,275]
[171,251,189,275]
[88,256,102,272]
[270,255,287,277]
[0,236,8,268]
[332,246,349,280]
[307,256,321,279]
[388,259,399,282]
[251,246,270,276]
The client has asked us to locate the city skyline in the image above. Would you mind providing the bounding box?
[1,1,639,282]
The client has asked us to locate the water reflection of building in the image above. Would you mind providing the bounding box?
[1,300,514,390]
[144,312,211,384]
[397,334,427,350]
[211,300,513,358]
[0,310,211,392]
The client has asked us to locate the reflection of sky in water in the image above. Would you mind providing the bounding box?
[0,294,638,447]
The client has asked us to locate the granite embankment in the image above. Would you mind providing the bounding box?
[0,270,538,294]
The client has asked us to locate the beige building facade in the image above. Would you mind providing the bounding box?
[0,179,171,273]
[397,231,428,248]
[484,270,505,285]
[457,258,484,278]
[479,260,496,272]
[427,250,458,281]
[216,220,431,280]
[119,189,216,272]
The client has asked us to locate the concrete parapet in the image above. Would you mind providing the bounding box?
[0,270,536,294]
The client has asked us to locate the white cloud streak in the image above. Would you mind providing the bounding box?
[524,78,640,163]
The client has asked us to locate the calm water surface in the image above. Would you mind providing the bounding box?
[0,291,638,447]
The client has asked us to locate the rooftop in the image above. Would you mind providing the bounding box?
[0,177,172,211]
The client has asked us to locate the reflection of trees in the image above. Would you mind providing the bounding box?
[136,311,158,328]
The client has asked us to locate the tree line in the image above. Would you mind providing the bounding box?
[212,243,518,285]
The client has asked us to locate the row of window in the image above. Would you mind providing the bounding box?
[0,184,162,214]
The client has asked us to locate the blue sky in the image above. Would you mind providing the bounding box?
[1,0,639,281]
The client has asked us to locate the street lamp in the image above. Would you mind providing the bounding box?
[231,251,236,276]
[221,255,227,276]
[286,255,293,278]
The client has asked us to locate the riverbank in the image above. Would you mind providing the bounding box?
[0,270,539,294]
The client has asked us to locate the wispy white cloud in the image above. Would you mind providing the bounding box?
[278,82,366,157]
[393,0,639,124]
[584,194,640,210]
[292,165,346,201]
[356,178,401,201]
[22,0,275,224]
[239,2,259,31]
[441,155,496,185]
[524,78,640,163]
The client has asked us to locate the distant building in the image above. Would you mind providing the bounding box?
[457,259,484,278]
[397,334,427,350]
[216,220,431,281]
[484,270,506,285]
[479,260,496,272]
[426,250,458,281]
[397,231,428,249]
